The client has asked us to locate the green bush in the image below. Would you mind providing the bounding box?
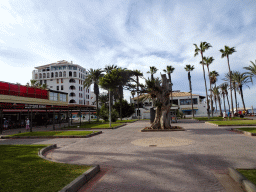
[99,105,119,122]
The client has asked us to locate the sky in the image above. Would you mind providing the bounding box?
[1,0,256,109]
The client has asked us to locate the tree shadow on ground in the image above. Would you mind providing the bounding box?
[53,148,231,192]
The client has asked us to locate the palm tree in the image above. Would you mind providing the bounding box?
[209,71,219,86]
[220,45,236,116]
[30,79,38,87]
[202,56,214,117]
[41,84,48,90]
[220,83,230,113]
[232,72,252,113]
[84,68,104,121]
[117,69,133,121]
[163,65,175,106]
[212,85,222,116]
[132,70,143,119]
[194,42,212,119]
[184,65,195,118]
[223,72,238,113]
[244,60,256,77]
[147,66,158,80]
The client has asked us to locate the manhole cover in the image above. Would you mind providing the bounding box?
[131,137,194,147]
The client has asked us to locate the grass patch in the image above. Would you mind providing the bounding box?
[195,117,249,121]
[0,145,91,192]
[66,123,124,129]
[237,169,256,185]
[116,120,137,123]
[237,128,256,133]
[7,131,95,137]
[208,120,256,126]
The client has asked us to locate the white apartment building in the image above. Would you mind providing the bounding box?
[32,60,91,105]
[131,91,207,118]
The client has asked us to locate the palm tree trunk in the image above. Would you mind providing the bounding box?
[223,94,226,112]
[207,66,213,117]
[188,73,194,118]
[214,96,218,112]
[227,56,234,116]
[226,94,230,112]
[137,75,140,120]
[96,94,99,121]
[202,63,210,119]
[233,82,238,113]
[240,86,246,113]
[218,96,223,116]
[109,89,111,127]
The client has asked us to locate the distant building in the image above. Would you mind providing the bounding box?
[32,60,91,105]
[131,91,207,119]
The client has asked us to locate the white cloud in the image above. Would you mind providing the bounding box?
[1,0,256,108]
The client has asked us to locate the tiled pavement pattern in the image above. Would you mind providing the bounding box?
[1,119,256,191]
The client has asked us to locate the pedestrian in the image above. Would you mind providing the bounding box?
[26,118,30,131]
[223,111,226,121]
[3,118,8,130]
[227,111,231,120]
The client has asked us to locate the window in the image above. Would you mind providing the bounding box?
[40,80,42,85]
[39,73,42,79]
[57,79,59,84]
[47,73,50,78]
[69,71,72,77]
[69,92,76,97]
[180,98,198,105]
[69,79,75,83]
[61,79,63,83]
[55,72,58,77]
[35,74,38,79]
[51,72,54,78]
[44,80,47,84]
[49,92,58,101]
[170,99,178,105]
[88,89,89,93]
[63,71,66,77]
[74,72,77,77]
[43,73,46,78]
[79,73,80,78]
[70,85,76,90]
[69,99,76,104]
[59,72,62,77]
[61,85,63,90]
[57,86,59,90]
[59,93,67,102]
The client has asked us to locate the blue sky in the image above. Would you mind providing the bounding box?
[1,0,256,109]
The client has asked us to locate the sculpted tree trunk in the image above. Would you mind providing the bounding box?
[148,74,171,129]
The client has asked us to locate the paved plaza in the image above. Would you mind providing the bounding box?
[1,119,256,191]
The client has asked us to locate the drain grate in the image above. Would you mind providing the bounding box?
[149,145,157,147]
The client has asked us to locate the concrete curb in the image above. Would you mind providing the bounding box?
[0,131,102,139]
[38,144,101,192]
[228,167,256,192]
[205,122,219,126]
[205,122,256,127]
[59,165,100,192]
[38,144,57,160]
[231,128,256,136]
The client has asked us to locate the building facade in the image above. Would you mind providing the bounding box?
[32,60,91,105]
[131,92,207,119]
